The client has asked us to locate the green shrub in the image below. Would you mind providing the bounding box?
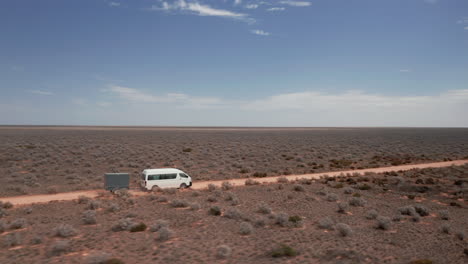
[271,244,298,258]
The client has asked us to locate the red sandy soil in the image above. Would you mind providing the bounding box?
[2,159,466,206]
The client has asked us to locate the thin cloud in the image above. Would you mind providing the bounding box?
[464,26,468,30]
[234,0,242,5]
[424,0,438,3]
[399,69,412,73]
[151,0,254,23]
[279,1,311,7]
[251,29,271,36]
[106,85,224,109]
[109,2,121,7]
[29,90,54,96]
[267,7,285,11]
[245,4,259,9]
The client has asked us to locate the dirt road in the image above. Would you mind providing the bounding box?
[1,159,467,206]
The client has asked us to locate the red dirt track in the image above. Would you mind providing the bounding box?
[2,159,467,206]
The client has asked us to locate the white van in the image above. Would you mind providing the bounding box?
[141,168,192,191]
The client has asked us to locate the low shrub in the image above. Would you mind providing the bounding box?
[343,187,354,194]
[221,181,233,190]
[209,206,222,216]
[336,223,353,237]
[456,231,465,241]
[150,219,168,232]
[170,199,189,208]
[245,179,260,185]
[326,193,338,202]
[30,236,42,245]
[274,212,289,227]
[376,216,391,230]
[53,224,77,238]
[224,208,242,220]
[277,177,289,183]
[409,260,433,264]
[257,203,272,214]
[9,218,27,229]
[365,209,378,220]
[0,220,6,233]
[318,217,334,230]
[107,202,120,213]
[293,184,305,192]
[82,210,97,225]
[216,245,232,259]
[156,227,173,242]
[439,210,449,220]
[157,196,168,203]
[414,205,429,217]
[270,244,298,258]
[289,215,303,227]
[3,233,21,247]
[48,240,70,256]
[208,184,217,192]
[253,172,267,178]
[87,200,101,210]
[190,202,201,211]
[207,196,217,203]
[349,197,365,207]
[112,218,135,232]
[239,222,253,235]
[441,223,450,234]
[130,223,147,232]
[337,202,348,214]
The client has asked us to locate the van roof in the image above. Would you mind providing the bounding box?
[142,168,184,174]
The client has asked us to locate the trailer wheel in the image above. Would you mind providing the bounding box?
[151,186,159,192]
[180,183,187,189]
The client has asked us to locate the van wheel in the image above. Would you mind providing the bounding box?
[151,186,159,192]
[180,183,187,189]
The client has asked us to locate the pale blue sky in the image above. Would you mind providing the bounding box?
[1,0,467,126]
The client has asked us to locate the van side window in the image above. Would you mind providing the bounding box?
[180,173,188,178]
[148,175,159,181]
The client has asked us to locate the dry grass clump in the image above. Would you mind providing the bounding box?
[337,202,349,214]
[53,224,77,238]
[112,218,135,232]
[441,223,450,234]
[336,223,353,237]
[156,226,173,242]
[82,210,97,225]
[349,197,366,207]
[292,184,305,192]
[326,193,338,202]
[190,202,201,211]
[277,177,289,183]
[439,210,449,220]
[366,209,378,220]
[376,216,391,230]
[318,217,334,230]
[85,252,125,264]
[107,202,120,213]
[3,233,21,247]
[170,199,189,208]
[150,219,168,232]
[221,181,233,190]
[87,200,101,210]
[209,206,222,216]
[245,179,260,185]
[216,245,232,259]
[239,222,254,235]
[48,240,70,256]
[129,223,147,232]
[257,203,272,214]
[9,218,27,229]
[224,208,242,220]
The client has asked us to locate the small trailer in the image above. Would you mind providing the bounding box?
[104,173,130,191]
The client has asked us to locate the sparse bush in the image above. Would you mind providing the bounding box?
[337,202,348,214]
[0,208,6,218]
[357,183,371,190]
[239,222,253,235]
[30,236,42,245]
[23,207,33,214]
[87,200,101,210]
[216,245,232,259]
[336,223,353,237]
[349,197,366,207]
[78,195,91,204]
[207,196,217,203]
[170,199,189,208]
[221,181,233,190]
[414,205,429,217]
[326,193,338,202]
[9,218,27,229]
[2,201,13,209]
[410,260,433,264]
[392,213,403,222]
[190,202,201,211]
[82,210,97,225]
[253,172,267,178]
[456,231,465,241]
[366,209,378,220]
[245,179,260,185]
[191,191,201,197]
[298,178,312,185]
[85,252,124,264]
[412,214,421,222]
[156,226,173,242]
[318,217,334,230]
[209,206,222,216]
[162,188,177,195]
[439,210,449,220]
[157,196,168,203]
[343,187,354,194]
[257,203,272,214]
[107,202,120,213]
[150,219,168,232]
[112,218,135,232]
[53,224,77,237]
[289,215,303,227]
[48,240,70,256]
[182,148,192,152]
[254,217,267,227]
[441,223,450,234]
[275,212,290,227]
[376,216,391,230]
[398,206,417,216]
[270,244,298,258]
[277,177,289,183]
[293,184,305,192]
[3,233,21,247]
[224,208,242,220]
[208,184,217,192]
[130,222,147,232]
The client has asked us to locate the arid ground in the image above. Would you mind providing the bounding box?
[1,126,467,196]
[0,127,467,264]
